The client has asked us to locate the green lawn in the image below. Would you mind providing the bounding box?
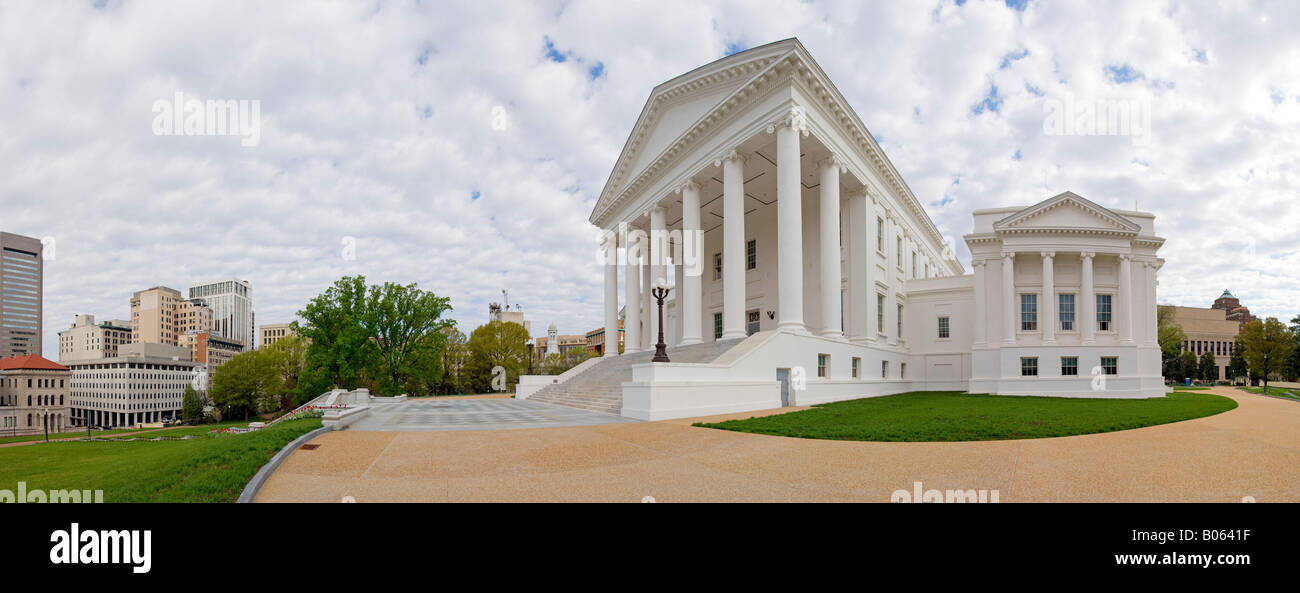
[1171,385,1211,391]
[694,391,1237,442]
[1237,386,1300,400]
[0,419,259,445]
[0,418,322,502]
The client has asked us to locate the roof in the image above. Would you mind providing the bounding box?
[0,354,69,371]
[1220,289,1234,298]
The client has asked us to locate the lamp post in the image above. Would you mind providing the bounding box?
[651,278,671,363]
[42,407,49,443]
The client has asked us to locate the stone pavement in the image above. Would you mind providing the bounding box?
[346,399,638,432]
[255,387,1300,502]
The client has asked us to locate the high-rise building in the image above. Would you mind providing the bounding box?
[57,314,132,363]
[0,232,43,359]
[130,286,212,347]
[178,330,243,391]
[189,279,253,350]
[66,342,199,428]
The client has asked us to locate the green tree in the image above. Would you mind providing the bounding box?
[1197,350,1217,383]
[1238,318,1297,393]
[360,281,453,396]
[264,334,308,410]
[181,385,204,424]
[294,276,375,400]
[465,320,530,393]
[1228,337,1248,382]
[1177,351,1198,382]
[211,350,279,420]
[1285,315,1300,381]
[1157,306,1187,380]
[439,327,469,395]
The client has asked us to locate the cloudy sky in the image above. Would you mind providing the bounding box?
[2,0,1297,358]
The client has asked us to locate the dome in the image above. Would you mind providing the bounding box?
[1219,289,1234,299]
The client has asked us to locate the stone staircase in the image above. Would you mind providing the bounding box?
[529,339,744,415]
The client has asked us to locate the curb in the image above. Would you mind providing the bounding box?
[236,425,334,504]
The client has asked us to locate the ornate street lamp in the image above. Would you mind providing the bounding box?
[42,407,49,443]
[651,278,671,363]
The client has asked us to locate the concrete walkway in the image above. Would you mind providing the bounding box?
[254,387,1300,502]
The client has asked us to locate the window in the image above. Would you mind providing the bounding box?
[896,237,903,269]
[1061,357,1078,376]
[817,354,829,378]
[746,239,757,270]
[713,312,723,340]
[747,310,760,336]
[1020,294,1038,331]
[882,360,889,379]
[851,357,861,379]
[937,316,950,339]
[900,363,907,379]
[1101,356,1118,375]
[876,217,885,252]
[1021,357,1038,376]
[1058,293,1075,331]
[897,304,904,338]
[1097,295,1112,331]
[713,253,722,281]
[876,294,886,334]
[912,251,917,277]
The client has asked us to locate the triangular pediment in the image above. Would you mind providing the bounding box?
[994,191,1140,235]
[592,39,800,220]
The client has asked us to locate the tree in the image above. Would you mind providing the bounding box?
[1228,337,1248,383]
[264,334,308,410]
[360,281,454,396]
[465,320,530,393]
[1177,351,1198,382]
[181,385,204,424]
[1238,318,1297,393]
[211,350,279,420]
[1197,350,1218,383]
[1285,315,1300,382]
[439,327,469,395]
[1157,306,1187,380]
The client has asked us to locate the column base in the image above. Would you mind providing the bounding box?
[679,337,703,346]
[778,323,809,335]
[821,331,846,341]
[720,331,747,340]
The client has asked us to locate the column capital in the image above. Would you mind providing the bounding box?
[817,154,847,173]
[972,258,987,268]
[1080,251,1095,260]
[1040,250,1055,259]
[714,149,748,168]
[674,179,701,194]
[766,105,810,136]
[1001,251,1016,260]
[1119,253,1131,262]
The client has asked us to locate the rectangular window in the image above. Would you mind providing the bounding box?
[1020,294,1038,331]
[897,304,904,338]
[896,237,903,269]
[1058,293,1075,331]
[1101,356,1118,375]
[713,312,723,340]
[877,217,885,252]
[911,251,917,277]
[712,253,723,281]
[877,294,886,334]
[937,316,950,339]
[1096,294,1113,331]
[1061,356,1078,376]
[851,357,861,379]
[882,360,889,379]
[746,239,757,270]
[817,354,829,378]
[900,362,907,379]
[1021,357,1038,376]
[747,310,760,336]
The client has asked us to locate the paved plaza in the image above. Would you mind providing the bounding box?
[347,398,638,432]
[256,387,1300,502]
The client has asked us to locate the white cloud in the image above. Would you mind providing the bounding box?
[2,0,1297,359]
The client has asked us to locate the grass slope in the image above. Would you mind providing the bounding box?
[0,418,321,502]
[695,391,1236,442]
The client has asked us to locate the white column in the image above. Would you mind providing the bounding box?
[1081,252,1095,345]
[1041,251,1056,345]
[972,259,986,347]
[641,259,652,350]
[624,227,642,353]
[649,206,666,348]
[773,109,807,334]
[1144,260,1158,346]
[818,156,844,339]
[865,196,878,341]
[673,235,684,346]
[1002,251,1016,345]
[720,150,747,340]
[847,191,869,342]
[603,228,618,357]
[1119,254,1134,344]
[679,181,703,345]
[886,216,898,346]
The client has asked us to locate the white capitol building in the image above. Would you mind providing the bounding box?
[520,38,1166,420]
